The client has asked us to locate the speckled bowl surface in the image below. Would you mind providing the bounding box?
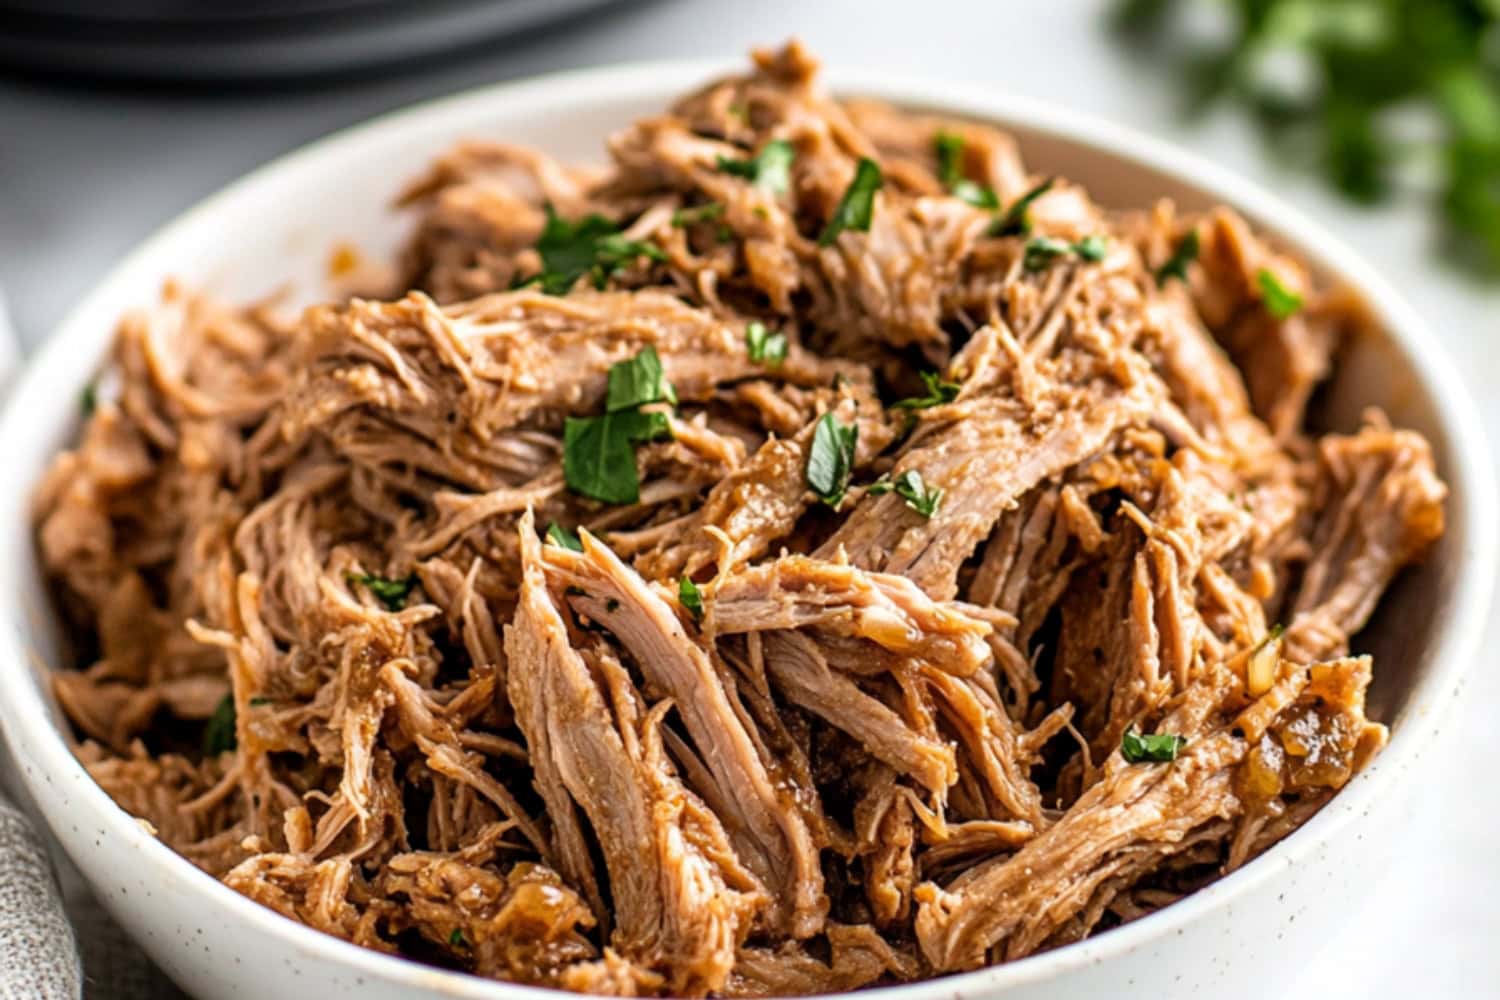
[0,62,1493,1000]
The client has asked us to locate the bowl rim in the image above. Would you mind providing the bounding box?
[1,57,1494,999]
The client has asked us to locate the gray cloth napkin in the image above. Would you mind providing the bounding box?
[0,292,184,999]
[0,288,78,999]
[0,800,80,999]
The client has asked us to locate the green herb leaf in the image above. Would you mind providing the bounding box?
[892,370,961,410]
[80,383,97,416]
[934,131,1001,209]
[819,158,884,246]
[565,349,679,504]
[1256,268,1304,319]
[348,572,417,611]
[202,694,236,756]
[449,929,467,948]
[671,202,725,227]
[806,412,858,509]
[952,179,1002,210]
[589,233,668,290]
[564,414,636,504]
[717,138,796,194]
[528,206,665,295]
[1155,229,1200,286]
[1073,234,1109,262]
[1121,726,1186,763]
[546,521,584,552]
[745,321,788,366]
[990,177,1056,236]
[563,410,672,505]
[1112,0,1500,278]
[1023,235,1073,271]
[1023,234,1108,271]
[679,576,704,622]
[867,469,943,518]
[606,345,677,412]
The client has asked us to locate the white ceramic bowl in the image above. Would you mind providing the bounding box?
[0,62,1493,1000]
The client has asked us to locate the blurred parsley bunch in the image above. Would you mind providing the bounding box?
[1114,0,1500,277]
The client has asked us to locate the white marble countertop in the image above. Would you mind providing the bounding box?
[2,1,1496,996]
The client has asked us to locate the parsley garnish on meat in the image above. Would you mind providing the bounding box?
[1022,235,1072,271]
[990,177,1056,237]
[717,138,795,194]
[546,521,584,552]
[564,409,672,505]
[893,370,961,410]
[868,469,944,518]
[564,349,677,504]
[606,345,677,412]
[934,131,1001,209]
[820,158,884,246]
[1121,726,1187,763]
[202,694,237,756]
[1023,235,1110,271]
[805,412,858,508]
[745,321,788,366]
[449,929,467,948]
[1074,234,1109,261]
[348,572,417,611]
[80,383,97,416]
[1155,229,1200,286]
[521,206,665,294]
[1256,267,1304,319]
[679,576,704,622]
[671,202,725,227]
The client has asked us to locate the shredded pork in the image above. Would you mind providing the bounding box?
[36,41,1444,996]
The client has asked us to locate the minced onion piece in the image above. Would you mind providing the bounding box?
[1246,625,1284,697]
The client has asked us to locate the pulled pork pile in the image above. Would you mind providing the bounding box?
[36,42,1446,995]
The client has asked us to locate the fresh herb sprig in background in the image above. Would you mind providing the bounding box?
[1114,0,1500,278]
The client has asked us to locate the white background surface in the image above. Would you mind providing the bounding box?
[1,1,1495,996]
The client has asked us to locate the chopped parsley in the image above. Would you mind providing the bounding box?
[671,202,725,227]
[546,521,584,552]
[868,469,943,518]
[1121,726,1186,764]
[202,694,237,756]
[716,138,795,194]
[1155,229,1200,287]
[934,131,1000,209]
[248,696,270,706]
[805,412,858,509]
[1073,234,1109,262]
[563,349,679,504]
[563,409,672,505]
[1023,234,1109,272]
[989,177,1056,237]
[348,572,416,611]
[1256,267,1304,319]
[520,206,665,294]
[892,370,961,410]
[745,321,788,366]
[1022,235,1072,271]
[819,158,883,246]
[679,576,704,622]
[449,929,467,948]
[80,383,97,416]
[605,344,677,412]
[605,598,620,613]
